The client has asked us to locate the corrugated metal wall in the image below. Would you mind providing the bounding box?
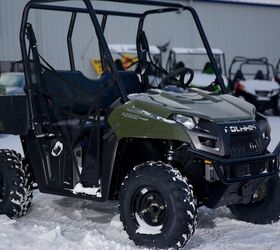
[191,1,280,69]
[0,0,28,60]
[0,0,279,77]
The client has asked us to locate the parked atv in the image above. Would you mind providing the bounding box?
[166,47,229,90]
[0,1,279,249]
[229,57,280,115]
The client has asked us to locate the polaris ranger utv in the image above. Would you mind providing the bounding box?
[0,0,279,249]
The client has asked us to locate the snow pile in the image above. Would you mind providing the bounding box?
[73,183,102,198]
[0,116,279,249]
[135,213,163,235]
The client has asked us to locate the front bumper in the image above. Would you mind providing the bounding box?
[237,90,279,111]
[186,142,280,207]
[189,142,280,184]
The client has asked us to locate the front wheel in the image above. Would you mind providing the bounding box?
[119,162,197,249]
[229,176,280,224]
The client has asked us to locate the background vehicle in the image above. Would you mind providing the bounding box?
[276,58,280,83]
[166,47,229,90]
[91,44,162,75]
[229,57,280,114]
[0,60,24,74]
[0,72,25,95]
[109,44,162,69]
[0,1,279,250]
[109,44,164,87]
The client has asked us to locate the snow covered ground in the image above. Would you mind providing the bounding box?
[0,117,279,250]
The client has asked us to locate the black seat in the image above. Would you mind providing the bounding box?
[202,62,214,74]
[233,69,245,82]
[40,69,141,116]
[254,70,265,80]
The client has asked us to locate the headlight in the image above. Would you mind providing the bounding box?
[271,89,280,96]
[173,114,196,130]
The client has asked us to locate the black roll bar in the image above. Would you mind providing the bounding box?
[229,56,276,81]
[67,12,77,71]
[21,0,228,115]
[82,0,129,102]
[137,6,227,93]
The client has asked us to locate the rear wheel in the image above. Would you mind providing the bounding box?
[229,176,280,224]
[0,150,33,219]
[119,162,197,249]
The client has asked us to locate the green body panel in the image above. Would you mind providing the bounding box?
[108,88,255,142]
[108,99,191,142]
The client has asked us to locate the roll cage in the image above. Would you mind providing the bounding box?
[166,48,227,77]
[228,56,276,82]
[20,0,227,101]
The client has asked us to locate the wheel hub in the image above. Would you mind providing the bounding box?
[134,188,167,227]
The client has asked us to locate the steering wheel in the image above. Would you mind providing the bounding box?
[160,67,194,89]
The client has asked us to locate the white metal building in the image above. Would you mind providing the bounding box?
[0,0,280,77]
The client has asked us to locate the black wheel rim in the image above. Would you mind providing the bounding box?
[132,186,167,228]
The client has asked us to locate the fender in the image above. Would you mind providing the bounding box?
[108,99,191,143]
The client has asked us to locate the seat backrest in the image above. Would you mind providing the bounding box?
[233,69,245,82]
[40,69,141,116]
[202,62,214,74]
[41,69,107,115]
[254,70,265,80]
[103,71,141,108]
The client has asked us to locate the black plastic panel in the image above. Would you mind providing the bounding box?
[0,95,30,135]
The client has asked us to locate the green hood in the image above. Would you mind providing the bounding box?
[108,88,255,142]
[128,88,255,122]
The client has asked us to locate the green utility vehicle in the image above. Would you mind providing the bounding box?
[0,1,279,249]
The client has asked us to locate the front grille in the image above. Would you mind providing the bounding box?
[255,90,270,97]
[229,134,264,158]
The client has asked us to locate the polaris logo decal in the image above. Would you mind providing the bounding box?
[249,142,258,150]
[224,124,257,133]
[121,112,148,121]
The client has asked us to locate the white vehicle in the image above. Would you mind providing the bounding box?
[108,43,162,69]
[109,44,161,56]
[166,47,228,90]
[109,44,163,87]
[0,72,25,95]
[229,57,280,115]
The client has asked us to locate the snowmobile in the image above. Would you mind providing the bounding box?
[229,57,280,114]
[166,47,229,90]
[0,1,279,249]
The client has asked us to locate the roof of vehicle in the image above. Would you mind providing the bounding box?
[109,44,161,55]
[170,47,224,55]
[30,0,184,8]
